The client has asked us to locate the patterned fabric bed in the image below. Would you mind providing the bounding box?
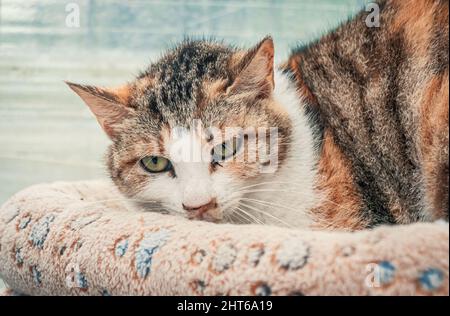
[0,180,448,296]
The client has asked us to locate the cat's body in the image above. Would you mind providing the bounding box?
[286,0,449,229]
[68,0,448,230]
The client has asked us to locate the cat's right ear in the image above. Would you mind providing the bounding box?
[227,36,275,99]
[66,82,133,139]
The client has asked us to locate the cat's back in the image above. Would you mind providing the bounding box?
[287,0,448,229]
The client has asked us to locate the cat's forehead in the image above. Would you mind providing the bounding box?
[145,42,234,96]
[149,40,234,78]
[132,40,239,127]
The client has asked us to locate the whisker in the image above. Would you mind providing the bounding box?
[240,197,307,218]
[227,212,245,225]
[238,181,307,190]
[239,201,293,228]
[237,189,299,194]
[240,197,329,225]
[232,208,254,224]
[235,207,264,225]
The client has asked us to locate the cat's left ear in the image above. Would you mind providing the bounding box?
[228,36,275,99]
[66,82,133,139]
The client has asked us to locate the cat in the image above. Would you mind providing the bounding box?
[67,0,448,230]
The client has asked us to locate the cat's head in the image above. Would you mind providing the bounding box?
[67,37,293,222]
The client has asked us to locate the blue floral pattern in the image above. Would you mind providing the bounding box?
[419,268,444,291]
[29,214,55,249]
[378,261,396,285]
[135,229,171,278]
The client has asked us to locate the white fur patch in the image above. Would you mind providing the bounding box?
[241,70,321,228]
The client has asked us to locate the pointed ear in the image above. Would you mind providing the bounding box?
[228,36,275,99]
[66,82,133,139]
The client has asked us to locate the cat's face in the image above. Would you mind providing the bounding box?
[68,38,292,222]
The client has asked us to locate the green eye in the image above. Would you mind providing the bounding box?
[212,136,242,162]
[140,156,172,173]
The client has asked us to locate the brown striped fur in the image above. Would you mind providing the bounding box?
[288,0,449,227]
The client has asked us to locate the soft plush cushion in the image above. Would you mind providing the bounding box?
[0,180,448,296]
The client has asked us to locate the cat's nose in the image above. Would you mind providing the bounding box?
[183,198,217,214]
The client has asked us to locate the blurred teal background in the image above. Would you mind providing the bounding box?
[0,0,368,290]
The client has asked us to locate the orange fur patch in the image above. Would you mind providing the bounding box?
[391,0,444,56]
[312,131,367,231]
[419,72,449,219]
[111,84,132,105]
[285,55,318,105]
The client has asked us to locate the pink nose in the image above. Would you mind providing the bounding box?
[183,198,217,214]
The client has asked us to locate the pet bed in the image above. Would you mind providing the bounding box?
[0,180,448,295]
